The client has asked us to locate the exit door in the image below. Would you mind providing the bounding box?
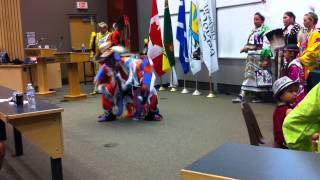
[69,15,96,51]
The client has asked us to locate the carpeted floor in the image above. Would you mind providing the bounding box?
[0,84,275,180]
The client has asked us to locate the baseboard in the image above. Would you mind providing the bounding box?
[63,77,243,96]
[216,83,241,95]
[176,80,241,95]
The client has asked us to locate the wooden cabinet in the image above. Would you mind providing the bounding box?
[0,62,62,93]
[31,63,62,90]
[47,63,62,89]
[0,64,31,93]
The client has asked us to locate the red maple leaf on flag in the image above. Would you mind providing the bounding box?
[149,23,162,46]
[148,0,165,76]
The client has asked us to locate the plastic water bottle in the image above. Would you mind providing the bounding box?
[26,83,36,109]
[81,43,85,53]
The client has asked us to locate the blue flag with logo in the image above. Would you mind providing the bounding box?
[176,0,189,74]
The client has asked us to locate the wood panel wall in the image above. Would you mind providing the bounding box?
[0,0,24,60]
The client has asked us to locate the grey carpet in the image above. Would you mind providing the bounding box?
[0,84,274,180]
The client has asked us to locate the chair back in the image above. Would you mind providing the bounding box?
[241,102,264,146]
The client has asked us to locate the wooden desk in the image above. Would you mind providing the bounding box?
[181,143,320,180]
[54,52,89,101]
[0,85,64,180]
[25,48,57,95]
[0,64,31,93]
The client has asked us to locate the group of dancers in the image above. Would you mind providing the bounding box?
[90,21,162,122]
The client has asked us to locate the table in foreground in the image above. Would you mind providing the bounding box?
[54,52,90,101]
[0,85,64,180]
[181,143,320,180]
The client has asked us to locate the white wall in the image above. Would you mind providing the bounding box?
[137,0,320,87]
[217,0,320,58]
[216,0,261,8]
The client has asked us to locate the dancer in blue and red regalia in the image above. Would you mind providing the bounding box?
[94,48,162,122]
[94,50,128,122]
[120,54,162,121]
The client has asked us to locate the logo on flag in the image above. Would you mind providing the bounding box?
[188,0,202,75]
[199,0,219,75]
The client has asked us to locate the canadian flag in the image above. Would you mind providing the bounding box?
[147,0,165,77]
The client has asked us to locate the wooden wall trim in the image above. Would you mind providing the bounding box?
[0,0,24,60]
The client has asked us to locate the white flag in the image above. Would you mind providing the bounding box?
[199,0,219,75]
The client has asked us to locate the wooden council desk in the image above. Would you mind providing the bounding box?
[0,64,31,93]
[54,52,89,101]
[181,143,320,180]
[0,85,64,180]
[25,48,57,95]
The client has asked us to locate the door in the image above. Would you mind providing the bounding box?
[69,15,96,50]
[69,15,96,82]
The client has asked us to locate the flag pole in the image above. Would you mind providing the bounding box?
[207,74,216,98]
[181,75,189,94]
[192,75,201,96]
[170,69,177,92]
[159,77,166,91]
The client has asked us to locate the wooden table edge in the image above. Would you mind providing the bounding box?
[1,108,64,121]
[54,52,89,55]
[181,169,239,180]
[0,64,34,68]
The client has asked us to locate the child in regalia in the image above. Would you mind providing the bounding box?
[283,44,306,106]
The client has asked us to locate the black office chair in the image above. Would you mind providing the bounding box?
[241,102,275,147]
